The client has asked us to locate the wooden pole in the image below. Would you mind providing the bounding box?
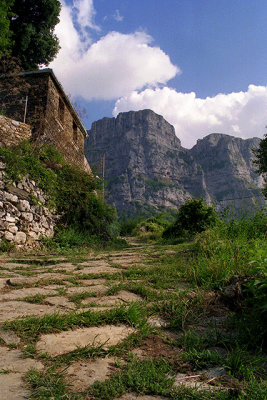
[23,95,28,123]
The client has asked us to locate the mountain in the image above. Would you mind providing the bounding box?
[85,110,264,216]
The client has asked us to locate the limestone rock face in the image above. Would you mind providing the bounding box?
[85,110,264,215]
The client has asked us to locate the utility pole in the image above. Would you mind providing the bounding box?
[102,153,105,200]
[23,95,28,123]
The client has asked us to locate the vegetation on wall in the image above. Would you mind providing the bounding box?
[0,141,117,247]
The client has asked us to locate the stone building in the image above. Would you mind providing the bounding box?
[0,68,90,171]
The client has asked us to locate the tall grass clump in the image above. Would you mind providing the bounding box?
[186,206,266,289]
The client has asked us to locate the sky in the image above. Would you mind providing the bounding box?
[50,0,267,148]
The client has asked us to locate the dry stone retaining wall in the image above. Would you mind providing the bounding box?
[0,115,31,147]
[0,162,59,248]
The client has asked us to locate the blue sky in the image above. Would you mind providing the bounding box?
[50,0,267,147]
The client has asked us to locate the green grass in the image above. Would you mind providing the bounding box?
[88,356,174,399]
[3,303,148,343]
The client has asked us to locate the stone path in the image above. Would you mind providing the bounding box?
[0,245,230,399]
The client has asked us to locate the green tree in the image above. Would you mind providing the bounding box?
[0,0,14,55]
[1,0,61,70]
[253,134,267,198]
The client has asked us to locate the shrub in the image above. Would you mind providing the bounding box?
[0,141,117,245]
[163,198,218,239]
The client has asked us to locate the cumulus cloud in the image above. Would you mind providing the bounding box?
[113,85,267,148]
[51,1,179,100]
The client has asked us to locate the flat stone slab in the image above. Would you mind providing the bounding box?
[0,373,31,400]
[173,373,220,391]
[82,291,142,307]
[76,278,107,286]
[0,328,20,345]
[0,301,61,322]
[74,265,121,275]
[0,347,43,373]
[45,296,76,309]
[115,395,169,400]
[67,285,108,295]
[0,287,56,301]
[148,315,168,328]
[66,357,116,390]
[36,325,135,357]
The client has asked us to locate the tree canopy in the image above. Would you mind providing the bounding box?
[0,0,61,70]
[0,0,14,55]
[254,134,267,198]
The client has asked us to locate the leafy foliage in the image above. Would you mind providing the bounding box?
[253,133,267,198]
[0,141,117,244]
[163,198,218,239]
[0,0,14,56]
[0,0,60,70]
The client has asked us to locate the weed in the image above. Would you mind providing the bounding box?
[22,294,47,304]
[181,349,222,370]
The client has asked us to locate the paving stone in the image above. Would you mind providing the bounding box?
[76,278,107,286]
[67,284,108,295]
[0,301,62,322]
[0,347,43,373]
[36,325,135,357]
[74,265,121,275]
[0,373,31,400]
[0,328,20,345]
[45,296,76,309]
[0,287,56,301]
[115,395,169,400]
[82,290,142,306]
[66,357,116,390]
[148,315,168,328]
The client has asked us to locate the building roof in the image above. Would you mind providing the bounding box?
[1,68,87,137]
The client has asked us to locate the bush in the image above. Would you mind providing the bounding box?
[0,141,117,245]
[163,198,218,239]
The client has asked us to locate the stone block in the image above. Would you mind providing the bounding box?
[14,232,27,244]
[21,212,34,222]
[6,215,16,223]
[3,191,18,203]
[17,200,31,212]
[8,225,18,234]
[4,231,14,241]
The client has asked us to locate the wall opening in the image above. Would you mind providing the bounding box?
[73,121,78,142]
[58,97,64,123]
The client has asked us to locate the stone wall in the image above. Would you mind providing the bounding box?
[0,70,90,171]
[0,115,31,148]
[0,162,59,249]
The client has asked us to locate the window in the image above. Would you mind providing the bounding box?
[73,121,78,142]
[58,97,64,123]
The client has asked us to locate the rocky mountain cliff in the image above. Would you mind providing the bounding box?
[85,110,264,215]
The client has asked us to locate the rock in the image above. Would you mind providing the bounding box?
[21,212,33,222]
[17,200,30,212]
[14,232,27,244]
[85,110,264,216]
[5,216,16,223]
[3,192,18,203]
[4,231,14,241]
[8,225,18,234]
[36,325,135,357]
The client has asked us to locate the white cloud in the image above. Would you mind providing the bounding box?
[73,0,100,33]
[113,9,123,22]
[51,1,179,100]
[113,85,267,148]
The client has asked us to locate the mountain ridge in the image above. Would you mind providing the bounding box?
[85,109,264,215]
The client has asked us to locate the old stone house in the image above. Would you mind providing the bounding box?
[0,68,90,171]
